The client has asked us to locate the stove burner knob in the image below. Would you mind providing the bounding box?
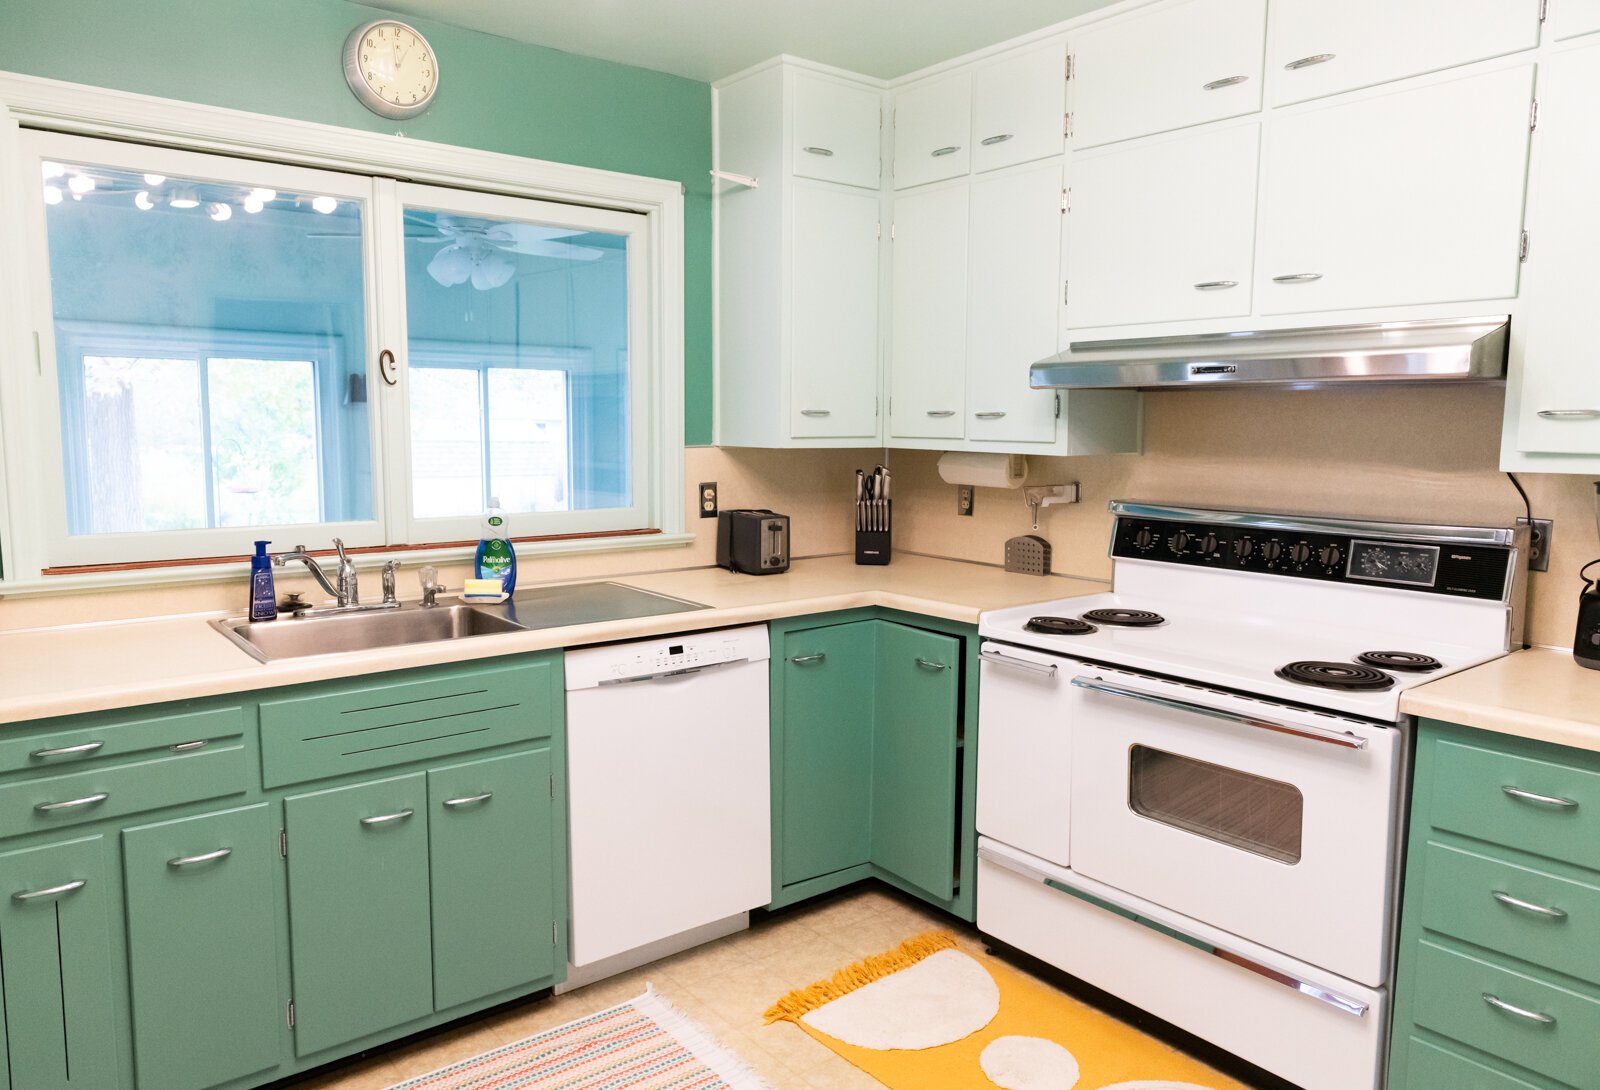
[1289,541,1313,565]
[1232,536,1254,559]
[1260,539,1284,562]
[1199,533,1219,555]
[1132,527,1156,550]
[1318,544,1344,568]
[1168,531,1191,554]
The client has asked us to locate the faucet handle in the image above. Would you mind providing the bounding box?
[418,565,442,608]
[382,560,399,605]
[333,537,350,564]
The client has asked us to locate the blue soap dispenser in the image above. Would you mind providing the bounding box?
[475,498,517,595]
[249,540,278,622]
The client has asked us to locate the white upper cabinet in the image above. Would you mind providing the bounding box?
[889,182,969,440]
[1256,64,1534,316]
[892,72,972,190]
[1513,41,1600,455]
[1551,0,1600,39]
[1067,123,1260,329]
[971,41,1069,174]
[790,184,882,439]
[1070,0,1267,149]
[1267,0,1543,106]
[792,72,883,189]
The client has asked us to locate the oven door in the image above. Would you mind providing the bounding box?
[1068,664,1401,987]
[976,641,1073,867]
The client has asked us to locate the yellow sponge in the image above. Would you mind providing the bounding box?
[463,578,502,598]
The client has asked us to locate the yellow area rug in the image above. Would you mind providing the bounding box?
[765,932,1249,1090]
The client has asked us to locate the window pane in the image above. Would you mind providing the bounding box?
[409,367,485,519]
[1128,745,1304,865]
[403,206,630,520]
[43,158,371,537]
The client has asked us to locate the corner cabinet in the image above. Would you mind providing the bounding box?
[768,611,979,919]
[1388,720,1600,1089]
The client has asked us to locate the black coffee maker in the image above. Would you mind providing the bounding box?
[1576,563,1600,670]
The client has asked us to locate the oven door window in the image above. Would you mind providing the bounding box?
[1127,746,1304,865]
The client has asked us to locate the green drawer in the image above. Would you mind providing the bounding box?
[1429,737,1600,871]
[0,705,245,775]
[259,656,559,788]
[1406,1034,1553,1088]
[0,745,248,839]
[1413,940,1600,1089]
[1422,840,1600,986]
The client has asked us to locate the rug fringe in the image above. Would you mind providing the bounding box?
[631,988,779,1090]
[763,930,959,1025]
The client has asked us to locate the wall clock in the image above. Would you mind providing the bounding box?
[343,19,439,120]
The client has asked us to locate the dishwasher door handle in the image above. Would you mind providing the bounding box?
[597,657,751,685]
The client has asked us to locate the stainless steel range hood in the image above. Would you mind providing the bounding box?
[1029,315,1509,391]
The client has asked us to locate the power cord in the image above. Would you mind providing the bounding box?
[1506,471,1532,525]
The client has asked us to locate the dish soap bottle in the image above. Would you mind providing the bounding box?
[475,498,517,596]
[249,540,278,621]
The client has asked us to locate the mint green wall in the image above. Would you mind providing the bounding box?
[0,0,714,446]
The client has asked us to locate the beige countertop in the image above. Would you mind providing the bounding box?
[1401,647,1600,754]
[0,554,1104,727]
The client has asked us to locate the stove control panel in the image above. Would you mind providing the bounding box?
[1112,515,1514,600]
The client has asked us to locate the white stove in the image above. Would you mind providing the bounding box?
[974,502,1528,1090]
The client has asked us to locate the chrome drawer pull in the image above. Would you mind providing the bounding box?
[13,879,86,903]
[1483,993,1557,1026]
[802,146,834,157]
[169,739,210,752]
[1072,676,1367,749]
[1203,75,1249,90]
[443,792,493,808]
[36,792,109,813]
[1492,890,1567,920]
[926,409,956,417]
[30,741,104,760]
[168,848,232,869]
[931,145,961,157]
[1285,53,1336,70]
[791,652,826,665]
[980,649,1058,678]
[1194,280,1238,290]
[915,657,948,671]
[1537,409,1600,419]
[1502,785,1579,809]
[1272,272,1323,283]
[974,411,1007,419]
[800,408,831,417]
[980,133,1014,146]
[360,808,415,827]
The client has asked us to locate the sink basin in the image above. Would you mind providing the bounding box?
[211,603,526,663]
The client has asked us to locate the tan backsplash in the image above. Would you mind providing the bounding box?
[890,384,1598,650]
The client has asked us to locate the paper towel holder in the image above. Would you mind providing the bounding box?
[1023,484,1080,530]
[936,452,1027,489]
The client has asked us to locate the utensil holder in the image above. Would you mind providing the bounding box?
[856,501,891,565]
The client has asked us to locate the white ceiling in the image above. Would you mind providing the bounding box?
[368,0,1122,83]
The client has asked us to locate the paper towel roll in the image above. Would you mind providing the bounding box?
[936,452,1027,489]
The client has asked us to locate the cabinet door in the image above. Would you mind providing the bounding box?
[122,804,281,1090]
[1067,124,1259,329]
[1070,0,1266,149]
[966,161,1063,445]
[871,623,961,902]
[285,774,432,1058]
[1552,0,1600,39]
[892,71,972,190]
[972,41,1067,174]
[1514,42,1600,454]
[1267,0,1543,107]
[790,184,880,439]
[792,72,881,190]
[0,836,118,1090]
[889,181,968,440]
[777,623,876,887]
[429,749,557,1011]
[1257,65,1533,316]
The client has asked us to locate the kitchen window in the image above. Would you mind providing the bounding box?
[0,112,681,582]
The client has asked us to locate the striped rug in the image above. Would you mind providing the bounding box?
[386,986,775,1090]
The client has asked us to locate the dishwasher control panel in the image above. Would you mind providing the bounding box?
[563,624,771,689]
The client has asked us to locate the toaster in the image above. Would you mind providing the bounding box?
[717,509,790,575]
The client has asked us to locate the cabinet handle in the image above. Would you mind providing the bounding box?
[791,652,826,665]
[1193,280,1239,290]
[30,740,104,760]
[1272,273,1323,283]
[35,792,109,813]
[1202,75,1249,90]
[1482,993,1557,1026]
[1502,785,1579,809]
[168,847,232,869]
[12,879,86,903]
[974,411,1007,419]
[1491,890,1568,920]
[926,409,956,417]
[980,133,1014,146]
[169,739,209,753]
[800,408,832,417]
[931,146,961,157]
[360,808,415,827]
[443,792,494,808]
[1537,409,1600,419]
[915,657,948,671]
[1284,53,1336,70]
[802,146,834,157]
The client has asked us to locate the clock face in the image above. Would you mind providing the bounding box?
[343,20,438,120]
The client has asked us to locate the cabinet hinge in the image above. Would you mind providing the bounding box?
[1060,188,1071,214]
[1063,280,1070,306]
[1065,53,1075,81]
[1520,230,1530,262]
[875,396,880,417]
[1530,97,1540,131]
[1539,0,1549,21]
[877,221,883,241]
[1054,392,1062,420]
[287,1000,296,1029]
[553,921,559,945]
[549,773,555,799]
[32,330,42,375]
[279,829,287,858]
[1063,112,1073,139]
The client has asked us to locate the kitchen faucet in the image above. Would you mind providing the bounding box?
[273,539,401,614]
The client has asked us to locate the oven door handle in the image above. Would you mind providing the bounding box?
[980,648,1059,678]
[1070,676,1368,750]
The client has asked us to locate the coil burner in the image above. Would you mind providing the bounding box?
[1275,661,1396,692]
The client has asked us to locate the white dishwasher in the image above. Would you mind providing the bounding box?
[564,624,772,970]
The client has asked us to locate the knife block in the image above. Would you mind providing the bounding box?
[855,501,890,566]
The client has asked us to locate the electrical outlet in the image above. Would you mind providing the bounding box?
[1518,516,1553,573]
[698,482,718,519]
[957,485,975,517]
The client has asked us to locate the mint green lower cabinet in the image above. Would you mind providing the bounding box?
[0,835,118,1090]
[429,749,558,1010]
[285,773,434,1058]
[871,623,960,902]
[122,803,281,1090]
